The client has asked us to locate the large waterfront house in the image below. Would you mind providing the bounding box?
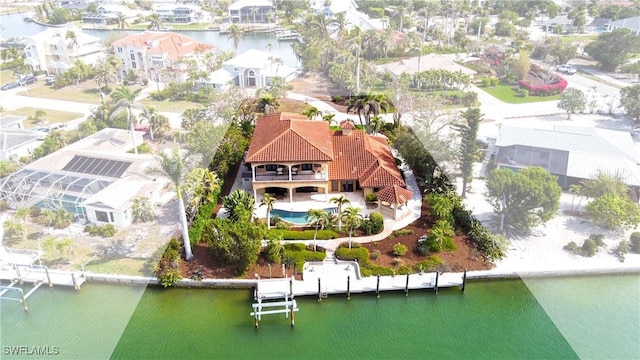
[309,0,384,31]
[23,26,103,74]
[82,4,137,25]
[493,125,640,189]
[0,128,166,227]
[154,3,203,23]
[245,113,409,214]
[228,0,275,23]
[112,31,213,83]
[204,49,298,91]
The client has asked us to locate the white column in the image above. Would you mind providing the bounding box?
[288,164,292,181]
[289,188,293,203]
[325,187,329,202]
[252,164,256,182]
[254,188,257,200]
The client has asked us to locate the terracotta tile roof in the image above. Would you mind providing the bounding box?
[376,185,413,205]
[339,120,355,129]
[112,31,212,61]
[330,130,405,188]
[246,113,334,163]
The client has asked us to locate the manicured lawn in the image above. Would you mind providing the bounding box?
[6,107,84,128]
[1,69,17,84]
[277,98,309,113]
[140,99,201,112]
[479,83,561,104]
[27,82,104,104]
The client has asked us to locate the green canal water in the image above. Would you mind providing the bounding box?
[1,275,638,359]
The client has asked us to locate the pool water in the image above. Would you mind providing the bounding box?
[35,194,86,216]
[271,208,338,224]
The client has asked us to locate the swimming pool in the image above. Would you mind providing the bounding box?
[271,208,338,224]
[35,194,86,217]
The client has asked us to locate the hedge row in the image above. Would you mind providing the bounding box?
[335,247,394,277]
[283,244,325,272]
[268,229,339,240]
[188,202,216,247]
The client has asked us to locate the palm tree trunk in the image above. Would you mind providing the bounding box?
[313,225,318,252]
[129,108,138,155]
[266,208,271,230]
[348,227,352,249]
[177,188,193,260]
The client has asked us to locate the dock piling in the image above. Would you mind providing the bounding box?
[462,269,467,293]
[434,272,439,294]
[405,273,410,296]
[376,275,380,298]
[20,289,28,312]
[317,278,322,302]
[347,276,351,300]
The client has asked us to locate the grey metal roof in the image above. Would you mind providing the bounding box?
[608,16,640,32]
[496,125,639,163]
[0,129,40,151]
[0,116,25,129]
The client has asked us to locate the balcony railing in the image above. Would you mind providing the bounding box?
[254,172,328,182]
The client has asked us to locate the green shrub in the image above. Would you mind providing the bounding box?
[335,246,393,277]
[155,238,182,287]
[361,211,384,235]
[84,224,116,237]
[413,256,444,272]
[391,258,405,268]
[490,77,499,87]
[589,234,605,247]
[365,193,378,202]
[265,239,284,263]
[629,232,640,253]
[283,246,325,273]
[582,238,598,257]
[481,77,491,87]
[519,89,529,97]
[29,206,41,217]
[371,249,381,260]
[614,240,630,262]
[393,229,414,236]
[563,241,581,255]
[421,220,456,253]
[393,242,408,256]
[268,229,338,240]
[331,95,343,103]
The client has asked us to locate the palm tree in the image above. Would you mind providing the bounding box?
[249,6,260,23]
[110,86,145,154]
[131,195,155,223]
[147,13,164,30]
[222,189,255,222]
[147,148,193,260]
[348,39,362,93]
[94,56,119,90]
[183,167,220,219]
[307,209,332,252]
[260,193,276,229]
[301,106,322,120]
[140,106,171,141]
[369,115,384,134]
[330,195,350,230]
[341,206,363,249]
[333,12,348,39]
[227,24,244,51]
[255,92,279,114]
[65,30,78,56]
[117,12,129,29]
[322,113,335,125]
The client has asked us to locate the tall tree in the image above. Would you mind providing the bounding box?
[65,30,78,55]
[620,84,640,124]
[453,107,482,198]
[259,193,276,230]
[147,13,164,30]
[110,86,145,154]
[341,206,363,249]
[514,50,531,81]
[485,167,561,238]
[147,148,193,260]
[585,29,640,71]
[307,209,332,252]
[557,87,586,120]
[330,195,351,230]
[117,12,129,29]
[227,24,245,51]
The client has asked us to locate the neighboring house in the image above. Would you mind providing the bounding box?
[23,26,103,74]
[204,49,298,90]
[382,53,477,78]
[0,116,25,129]
[245,113,408,210]
[0,128,165,228]
[587,17,611,32]
[310,0,384,31]
[494,125,640,189]
[112,31,213,83]
[82,4,135,24]
[607,16,640,35]
[544,15,576,33]
[0,128,41,161]
[229,0,275,23]
[154,3,202,23]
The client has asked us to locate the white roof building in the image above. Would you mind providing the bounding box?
[23,26,103,74]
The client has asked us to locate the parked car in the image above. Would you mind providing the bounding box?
[45,75,57,85]
[1,82,20,91]
[20,75,37,85]
[556,64,577,75]
[49,123,66,131]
